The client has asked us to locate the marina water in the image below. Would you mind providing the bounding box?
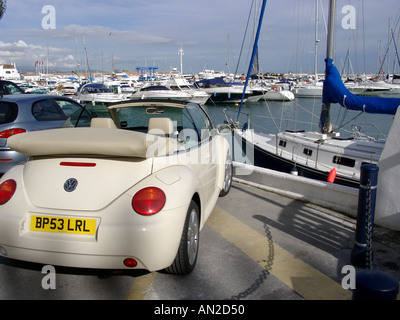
[204,97,395,141]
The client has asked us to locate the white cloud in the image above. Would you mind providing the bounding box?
[8,24,172,44]
[0,39,73,70]
[0,24,173,71]
[1,0,399,74]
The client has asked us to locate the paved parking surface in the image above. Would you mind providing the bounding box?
[1,182,399,301]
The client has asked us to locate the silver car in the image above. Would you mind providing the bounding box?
[0,94,88,175]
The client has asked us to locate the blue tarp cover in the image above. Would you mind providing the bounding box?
[322,58,400,115]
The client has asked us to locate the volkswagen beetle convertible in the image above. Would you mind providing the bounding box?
[0,100,232,275]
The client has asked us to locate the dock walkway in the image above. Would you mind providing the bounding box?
[132,177,400,300]
[0,172,399,300]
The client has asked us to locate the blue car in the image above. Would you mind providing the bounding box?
[0,94,90,175]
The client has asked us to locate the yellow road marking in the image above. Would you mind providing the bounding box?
[207,206,352,300]
[125,272,157,300]
[126,206,355,300]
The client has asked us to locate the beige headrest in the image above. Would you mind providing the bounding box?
[148,117,174,135]
[90,118,117,129]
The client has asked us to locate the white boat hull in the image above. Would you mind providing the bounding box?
[130,91,192,102]
[76,93,131,103]
[235,128,384,188]
[294,85,323,98]
[263,90,295,101]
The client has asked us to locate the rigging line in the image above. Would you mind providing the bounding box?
[334,97,347,129]
[332,111,364,135]
[362,0,366,75]
[379,27,399,75]
[377,8,400,75]
[319,0,327,35]
[259,91,281,132]
[395,24,400,73]
[296,0,301,73]
[234,0,255,78]
[259,97,321,134]
[330,96,364,134]
[279,96,285,132]
[391,28,400,68]
[286,0,297,74]
[237,0,267,121]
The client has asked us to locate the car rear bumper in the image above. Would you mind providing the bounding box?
[0,245,148,270]
[0,204,188,271]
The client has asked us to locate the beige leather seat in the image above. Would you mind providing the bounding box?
[148,117,174,136]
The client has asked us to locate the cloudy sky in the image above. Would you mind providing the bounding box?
[0,0,399,75]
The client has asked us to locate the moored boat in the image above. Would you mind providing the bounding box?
[166,77,210,105]
[232,0,400,189]
[76,83,131,104]
[194,78,251,104]
[130,84,193,102]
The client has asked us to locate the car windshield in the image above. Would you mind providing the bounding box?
[117,105,184,132]
[110,102,214,149]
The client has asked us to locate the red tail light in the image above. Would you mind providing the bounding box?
[132,187,166,215]
[0,179,16,205]
[123,258,138,268]
[60,162,96,167]
[0,128,26,139]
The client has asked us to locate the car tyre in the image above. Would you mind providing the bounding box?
[219,154,232,197]
[165,200,200,275]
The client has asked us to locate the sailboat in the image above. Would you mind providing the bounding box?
[233,0,400,189]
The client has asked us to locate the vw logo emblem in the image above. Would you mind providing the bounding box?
[64,178,78,192]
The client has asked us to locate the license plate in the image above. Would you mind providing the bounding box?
[30,215,97,235]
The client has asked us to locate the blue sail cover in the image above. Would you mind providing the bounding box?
[322,58,400,115]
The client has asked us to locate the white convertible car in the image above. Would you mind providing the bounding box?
[0,100,232,275]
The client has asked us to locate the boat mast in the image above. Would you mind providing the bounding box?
[314,0,319,84]
[320,0,335,134]
[178,46,184,75]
